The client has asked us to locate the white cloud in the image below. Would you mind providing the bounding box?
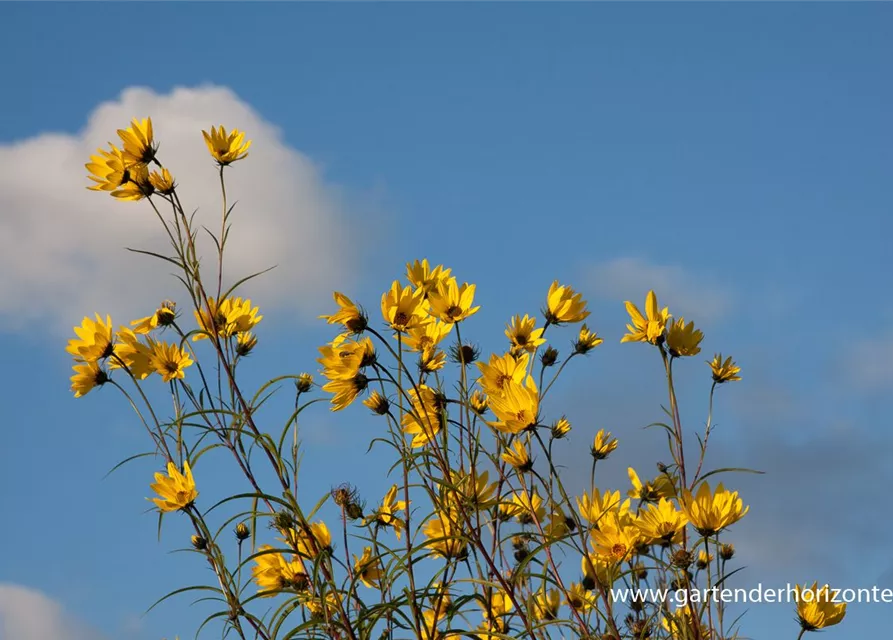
[0,85,358,334]
[585,256,732,322]
[0,584,101,640]
[842,332,893,390]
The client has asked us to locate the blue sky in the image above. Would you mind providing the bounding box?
[1,3,892,639]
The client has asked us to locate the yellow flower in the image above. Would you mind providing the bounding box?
[566,582,597,611]
[234,331,258,356]
[363,391,391,415]
[110,162,152,201]
[621,290,669,345]
[322,374,368,411]
[481,589,513,619]
[202,125,251,165]
[476,352,528,397]
[148,168,176,195]
[302,591,344,618]
[423,511,467,559]
[117,117,157,165]
[582,552,620,587]
[507,489,546,525]
[365,484,407,539]
[628,467,676,502]
[320,291,367,333]
[449,470,497,511]
[505,314,546,354]
[283,521,332,559]
[662,607,709,639]
[428,277,480,323]
[469,389,489,415]
[402,385,444,447]
[590,511,641,563]
[317,335,374,381]
[296,372,314,393]
[696,549,714,569]
[531,588,560,621]
[419,609,443,640]
[576,488,631,527]
[193,297,262,341]
[252,546,306,594]
[591,429,618,459]
[551,416,572,439]
[148,340,193,382]
[85,145,128,192]
[67,314,115,362]
[419,348,446,373]
[403,319,453,353]
[680,481,749,536]
[795,582,847,631]
[574,323,603,354]
[353,546,383,588]
[502,439,532,472]
[149,461,198,512]
[381,280,426,332]
[634,498,688,545]
[406,259,453,298]
[487,376,539,434]
[109,328,153,380]
[131,301,176,334]
[709,353,741,383]
[70,360,108,398]
[545,504,576,539]
[545,281,589,324]
[666,317,704,357]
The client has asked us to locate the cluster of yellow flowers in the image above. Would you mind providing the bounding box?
[67,295,262,397]
[74,116,847,640]
[86,118,249,200]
